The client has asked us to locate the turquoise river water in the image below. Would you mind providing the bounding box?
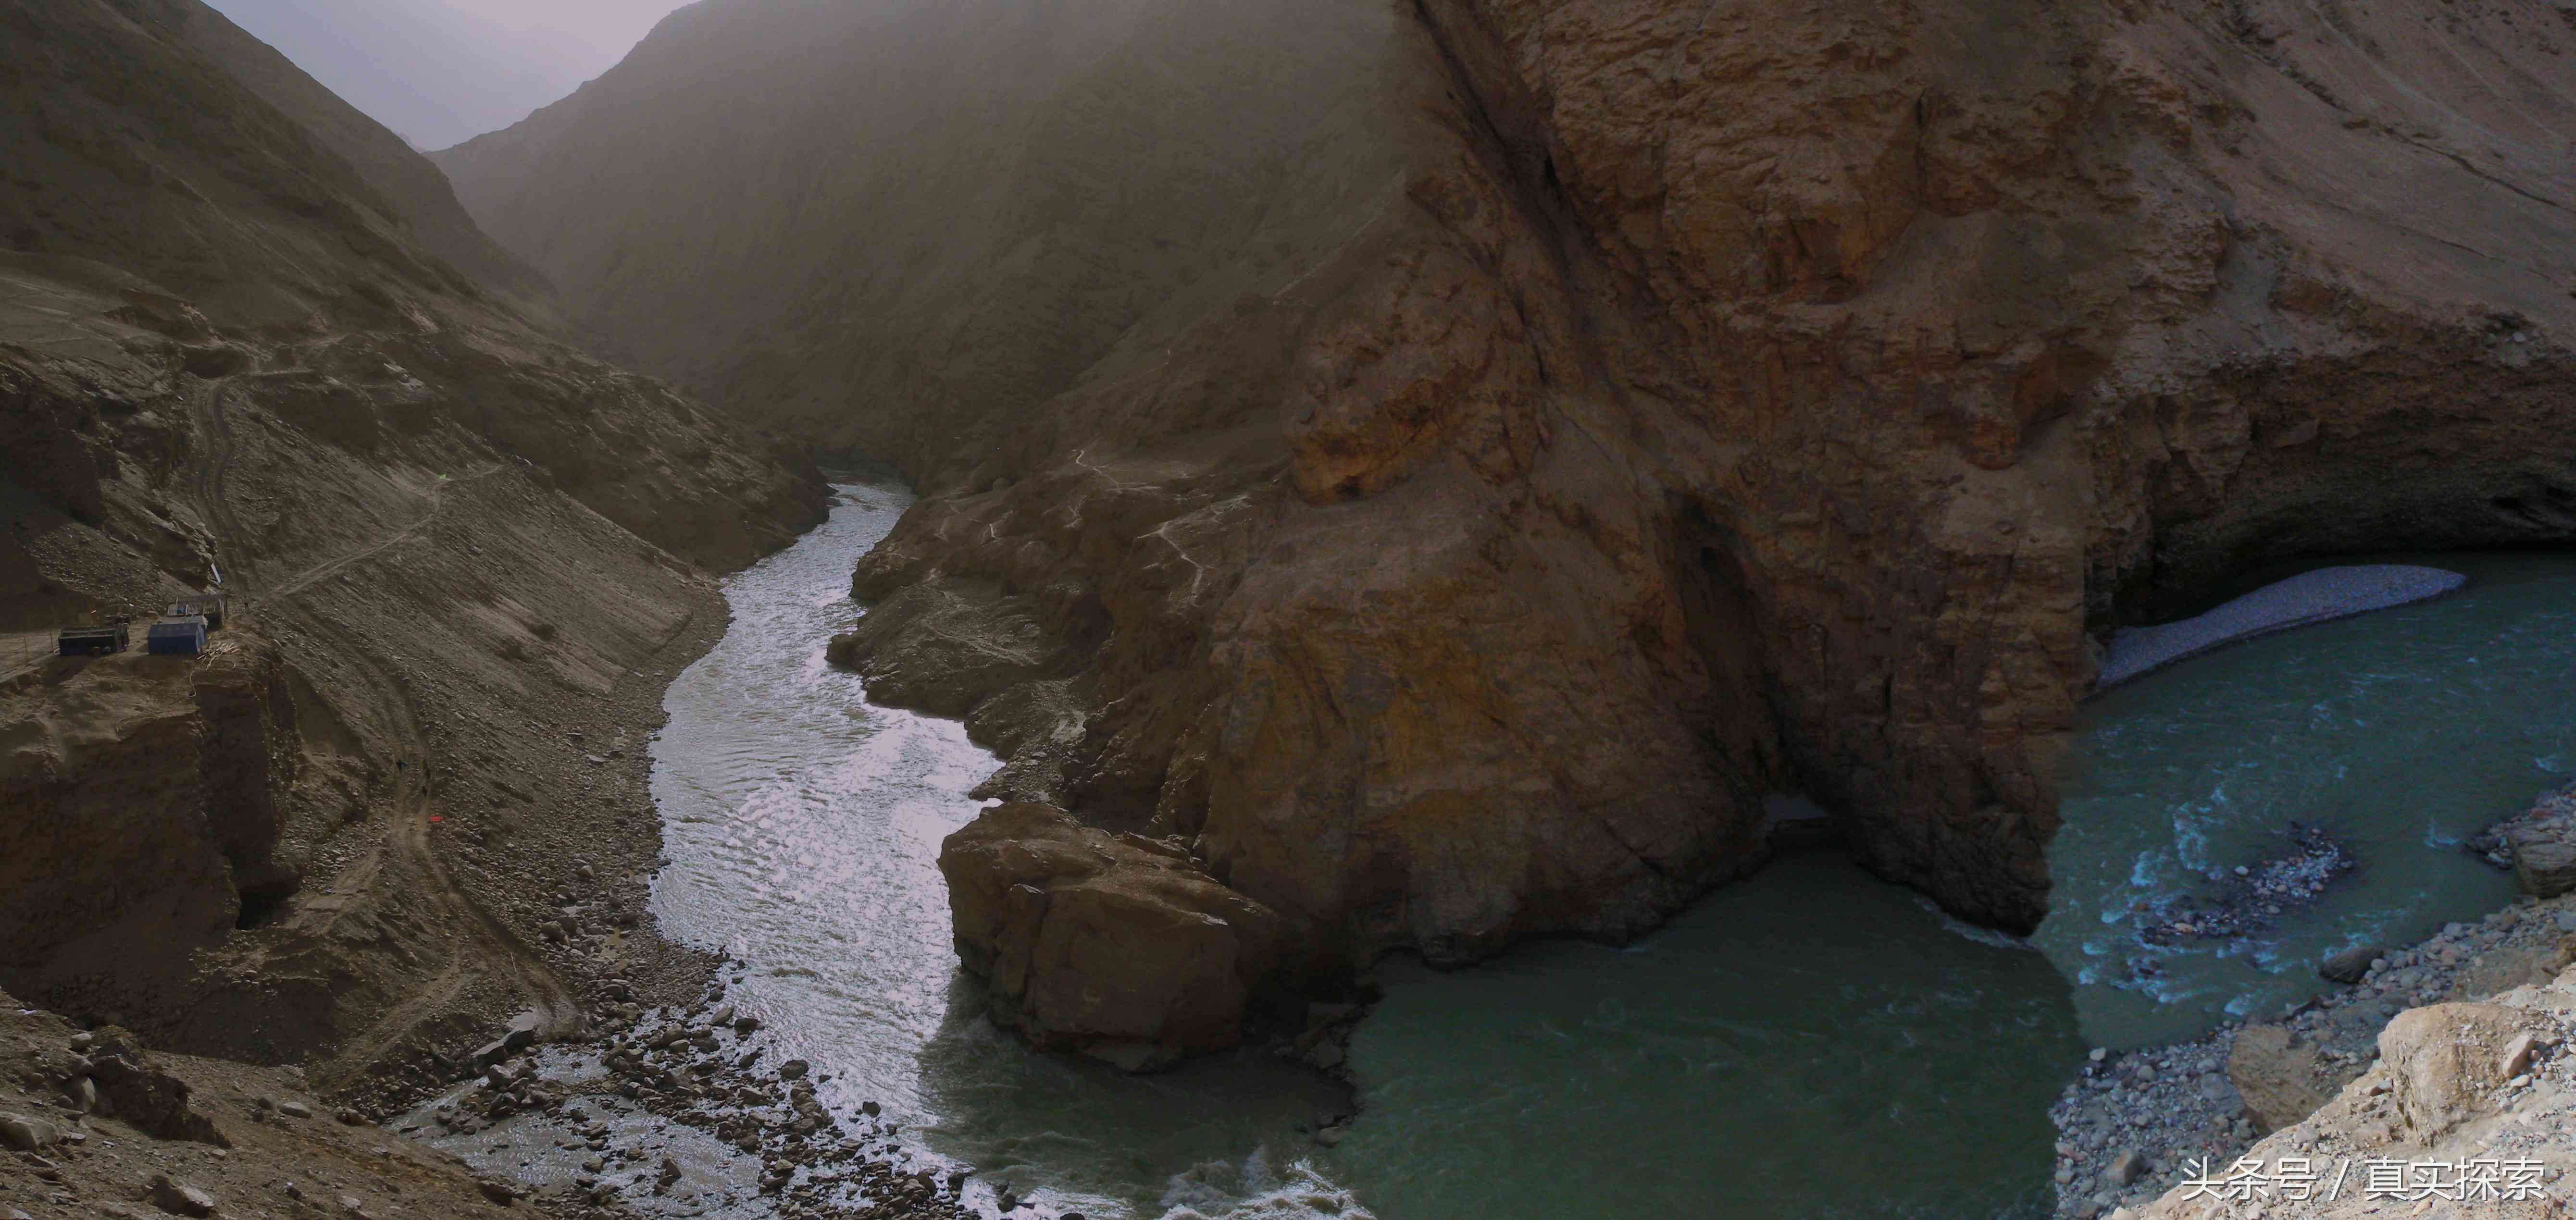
[647,483,2576,1220]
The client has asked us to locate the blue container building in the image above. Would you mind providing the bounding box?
[147,615,207,655]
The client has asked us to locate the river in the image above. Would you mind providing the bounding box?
[646,479,2576,1219]
[648,477,1347,1220]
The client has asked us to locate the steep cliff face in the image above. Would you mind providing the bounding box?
[0,638,298,976]
[443,0,2576,983]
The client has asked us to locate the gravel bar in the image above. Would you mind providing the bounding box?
[2096,565,2466,689]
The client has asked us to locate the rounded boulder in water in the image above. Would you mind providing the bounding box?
[2319,943,2382,985]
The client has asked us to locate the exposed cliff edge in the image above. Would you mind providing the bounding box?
[0,0,823,1099]
[439,0,2576,1008]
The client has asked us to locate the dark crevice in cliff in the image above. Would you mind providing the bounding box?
[233,877,296,930]
[1672,501,1790,796]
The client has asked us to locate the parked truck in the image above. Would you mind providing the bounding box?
[56,624,130,656]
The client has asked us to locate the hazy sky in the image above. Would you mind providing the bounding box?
[207,0,697,148]
[436,0,690,65]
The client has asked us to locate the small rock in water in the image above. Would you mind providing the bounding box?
[2318,943,2380,985]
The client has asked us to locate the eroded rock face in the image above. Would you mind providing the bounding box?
[2378,1002,2537,1139]
[939,803,1289,1064]
[0,637,296,978]
[2226,1024,2338,1135]
[447,0,2576,983]
[864,0,2576,968]
[2511,813,2576,900]
[824,580,1059,720]
[83,1027,230,1146]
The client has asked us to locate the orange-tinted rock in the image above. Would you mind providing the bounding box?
[940,803,1288,1065]
[445,0,2576,976]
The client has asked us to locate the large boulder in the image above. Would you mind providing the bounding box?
[0,1111,59,1151]
[939,803,1290,1067]
[827,580,1057,719]
[84,1027,229,1147]
[2509,805,2576,899]
[2378,1002,2540,1139]
[2226,1025,2336,1134]
[2317,943,2381,985]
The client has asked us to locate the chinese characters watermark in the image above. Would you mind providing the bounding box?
[2176,1155,2548,1203]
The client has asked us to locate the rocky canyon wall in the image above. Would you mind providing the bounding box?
[0,0,823,1079]
[438,0,2576,1047]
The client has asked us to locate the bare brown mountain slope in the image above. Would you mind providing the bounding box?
[180,0,558,312]
[439,0,2576,1031]
[431,0,1411,473]
[0,0,822,1097]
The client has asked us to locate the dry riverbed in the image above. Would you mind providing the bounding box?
[394,973,991,1220]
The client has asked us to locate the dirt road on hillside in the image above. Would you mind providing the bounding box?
[183,375,582,1087]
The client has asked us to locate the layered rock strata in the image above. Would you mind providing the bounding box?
[0,636,298,977]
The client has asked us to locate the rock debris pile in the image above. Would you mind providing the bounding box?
[2054,894,2576,1219]
[2137,826,2356,948]
[401,973,998,1220]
